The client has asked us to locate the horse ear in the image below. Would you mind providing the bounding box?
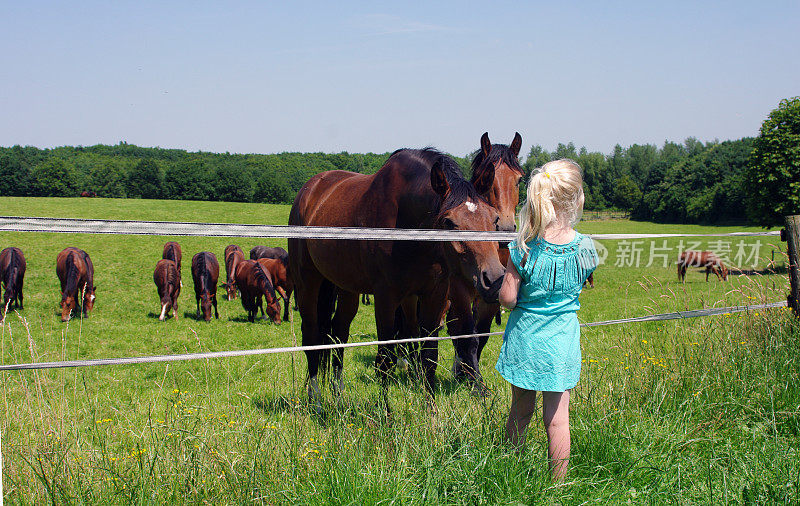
[510,132,522,158]
[480,132,492,158]
[430,159,450,198]
[472,162,495,195]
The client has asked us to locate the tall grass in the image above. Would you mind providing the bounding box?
[2,305,798,503]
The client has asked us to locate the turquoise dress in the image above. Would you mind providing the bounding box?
[495,232,598,392]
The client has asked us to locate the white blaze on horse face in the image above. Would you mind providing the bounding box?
[159,303,167,321]
[465,200,477,213]
[90,294,96,302]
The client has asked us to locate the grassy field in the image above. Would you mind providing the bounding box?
[0,196,798,504]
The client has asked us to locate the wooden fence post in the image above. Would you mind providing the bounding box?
[782,215,800,316]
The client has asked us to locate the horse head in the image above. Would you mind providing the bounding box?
[222,281,237,300]
[83,285,96,314]
[264,293,282,324]
[431,158,505,303]
[61,293,77,322]
[471,132,523,233]
[199,292,213,321]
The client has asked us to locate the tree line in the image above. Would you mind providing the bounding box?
[1,97,798,226]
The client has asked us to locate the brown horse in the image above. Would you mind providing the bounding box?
[235,260,281,323]
[154,259,180,320]
[678,250,729,282]
[257,257,293,322]
[191,252,219,321]
[222,244,245,299]
[56,247,96,322]
[288,148,504,408]
[80,190,97,197]
[163,241,182,275]
[250,245,289,266]
[447,133,523,392]
[1,247,26,311]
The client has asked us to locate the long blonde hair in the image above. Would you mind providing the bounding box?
[516,158,584,253]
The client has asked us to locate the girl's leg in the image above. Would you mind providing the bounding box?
[542,390,571,481]
[505,384,537,447]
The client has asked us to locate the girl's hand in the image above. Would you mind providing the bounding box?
[499,259,522,309]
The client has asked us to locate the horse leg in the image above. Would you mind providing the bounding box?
[418,280,449,406]
[447,282,481,389]
[196,295,201,319]
[474,299,500,393]
[330,290,359,398]
[295,266,328,411]
[277,286,290,322]
[397,295,420,377]
[17,279,24,309]
[213,293,218,319]
[373,293,401,415]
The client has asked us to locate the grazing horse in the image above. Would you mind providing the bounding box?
[447,133,523,392]
[257,257,293,322]
[154,259,180,320]
[288,148,504,408]
[56,247,96,322]
[80,191,96,197]
[678,250,729,282]
[162,241,182,275]
[0,247,26,311]
[250,245,289,266]
[222,244,245,299]
[191,252,219,321]
[235,260,281,323]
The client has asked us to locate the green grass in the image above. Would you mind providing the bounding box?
[0,197,797,504]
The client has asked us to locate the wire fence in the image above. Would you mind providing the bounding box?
[0,215,788,372]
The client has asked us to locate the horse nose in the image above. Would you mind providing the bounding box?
[479,269,504,302]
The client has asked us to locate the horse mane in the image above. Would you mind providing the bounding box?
[164,244,178,264]
[197,253,208,288]
[166,261,179,289]
[253,262,277,301]
[471,143,524,182]
[63,252,79,301]
[404,147,485,214]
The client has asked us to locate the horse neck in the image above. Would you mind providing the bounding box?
[253,265,276,300]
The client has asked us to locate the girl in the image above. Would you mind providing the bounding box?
[496,158,598,480]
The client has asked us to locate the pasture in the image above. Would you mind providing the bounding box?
[1,196,798,504]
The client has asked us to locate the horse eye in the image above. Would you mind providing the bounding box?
[443,219,457,230]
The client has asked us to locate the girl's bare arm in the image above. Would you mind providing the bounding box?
[499,259,522,309]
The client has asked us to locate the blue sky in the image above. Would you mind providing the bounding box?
[1,1,798,157]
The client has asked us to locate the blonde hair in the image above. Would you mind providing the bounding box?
[516,158,584,253]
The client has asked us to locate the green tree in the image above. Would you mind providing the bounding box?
[745,96,800,226]
[30,159,78,197]
[213,165,254,202]
[254,170,291,204]
[611,175,642,211]
[0,154,31,196]
[91,163,126,197]
[164,160,212,201]
[126,159,164,199]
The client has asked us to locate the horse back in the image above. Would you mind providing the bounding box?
[56,247,89,294]
[154,259,179,296]
[163,242,182,273]
[191,252,219,295]
[1,247,26,287]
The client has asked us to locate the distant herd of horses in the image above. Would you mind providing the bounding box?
[153,241,292,324]
[0,133,732,409]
